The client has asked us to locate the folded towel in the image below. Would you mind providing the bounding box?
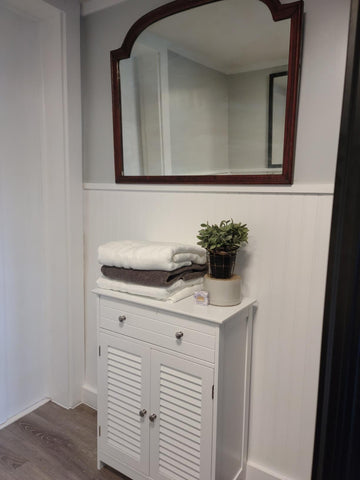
[96,274,203,302]
[98,240,206,271]
[101,263,207,287]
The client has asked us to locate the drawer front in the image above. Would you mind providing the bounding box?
[100,299,216,363]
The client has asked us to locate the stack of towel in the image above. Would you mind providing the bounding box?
[97,240,207,302]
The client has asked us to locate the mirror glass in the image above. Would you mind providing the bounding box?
[112,0,303,183]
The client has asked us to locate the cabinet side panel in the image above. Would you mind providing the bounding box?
[217,310,250,479]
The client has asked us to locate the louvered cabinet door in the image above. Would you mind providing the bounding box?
[98,332,150,475]
[149,350,214,480]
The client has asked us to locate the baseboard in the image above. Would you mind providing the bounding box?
[246,461,290,480]
[0,397,50,430]
[82,383,97,410]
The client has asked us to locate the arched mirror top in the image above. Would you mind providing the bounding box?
[111,0,303,184]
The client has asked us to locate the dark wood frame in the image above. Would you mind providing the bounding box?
[312,0,360,478]
[111,0,304,184]
[267,71,288,168]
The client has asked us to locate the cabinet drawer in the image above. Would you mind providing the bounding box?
[100,299,216,363]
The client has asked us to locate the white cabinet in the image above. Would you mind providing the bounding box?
[95,289,255,480]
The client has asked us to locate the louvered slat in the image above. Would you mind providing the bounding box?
[159,456,199,480]
[160,386,202,410]
[107,382,141,408]
[150,350,213,480]
[159,428,200,453]
[108,346,141,365]
[161,366,202,386]
[159,432,200,459]
[108,414,141,443]
[108,361,141,383]
[158,364,202,479]
[100,336,149,472]
[160,391,201,415]
[160,444,200,472]
[108,365,141,391]
[160,381,202,403]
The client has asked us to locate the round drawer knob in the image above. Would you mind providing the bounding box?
[175,331,184,340]
[139,409,147,418]
[149,413,157,422]
[118,315,126,323]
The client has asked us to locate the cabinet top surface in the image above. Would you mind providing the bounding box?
[93,288,256,324]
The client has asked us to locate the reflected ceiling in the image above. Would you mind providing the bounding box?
[148,0,290,73]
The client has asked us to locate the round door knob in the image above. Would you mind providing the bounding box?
[175,331,184,340]
[149,413,157,422]
[139,409,147,418]
[118,315,126,323]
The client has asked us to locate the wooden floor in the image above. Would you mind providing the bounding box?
[0,401,129,480]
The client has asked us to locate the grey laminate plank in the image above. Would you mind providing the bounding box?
[0,438,27,472]
[0,402,129,480]
[0,425,67,480]
[34,403,98,461]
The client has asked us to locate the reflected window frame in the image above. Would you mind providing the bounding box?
[268,70,288,169]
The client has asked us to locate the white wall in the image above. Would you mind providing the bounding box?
[81,1,351,479]
[120,57,143,175]
[168,51,229,174]
[134,52,164,175]
[228,66,286,172]
[0,0,84,425]
[0,4,48,422]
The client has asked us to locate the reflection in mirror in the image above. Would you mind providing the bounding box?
[111,0,303,184]
[268,71,288,168]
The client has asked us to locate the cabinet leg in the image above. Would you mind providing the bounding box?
[97,458,104,470]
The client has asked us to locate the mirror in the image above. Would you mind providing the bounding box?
[111,0,303,184]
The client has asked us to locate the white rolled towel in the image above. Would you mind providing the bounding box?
[98,240,206,271]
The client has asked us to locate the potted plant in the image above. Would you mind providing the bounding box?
[197,219,249,279]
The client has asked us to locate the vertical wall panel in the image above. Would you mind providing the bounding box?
[83,188,333,480]
[0,0,84,423]
[0,151,7,424]
[0,5,48,423]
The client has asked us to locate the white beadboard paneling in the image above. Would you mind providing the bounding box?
[84,188,333,480]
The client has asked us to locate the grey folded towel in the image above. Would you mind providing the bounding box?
[101,263,207,287]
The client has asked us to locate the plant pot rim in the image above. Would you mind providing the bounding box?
[207,249,239,255]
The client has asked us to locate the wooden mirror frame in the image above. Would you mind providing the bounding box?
[111,0,304,185]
